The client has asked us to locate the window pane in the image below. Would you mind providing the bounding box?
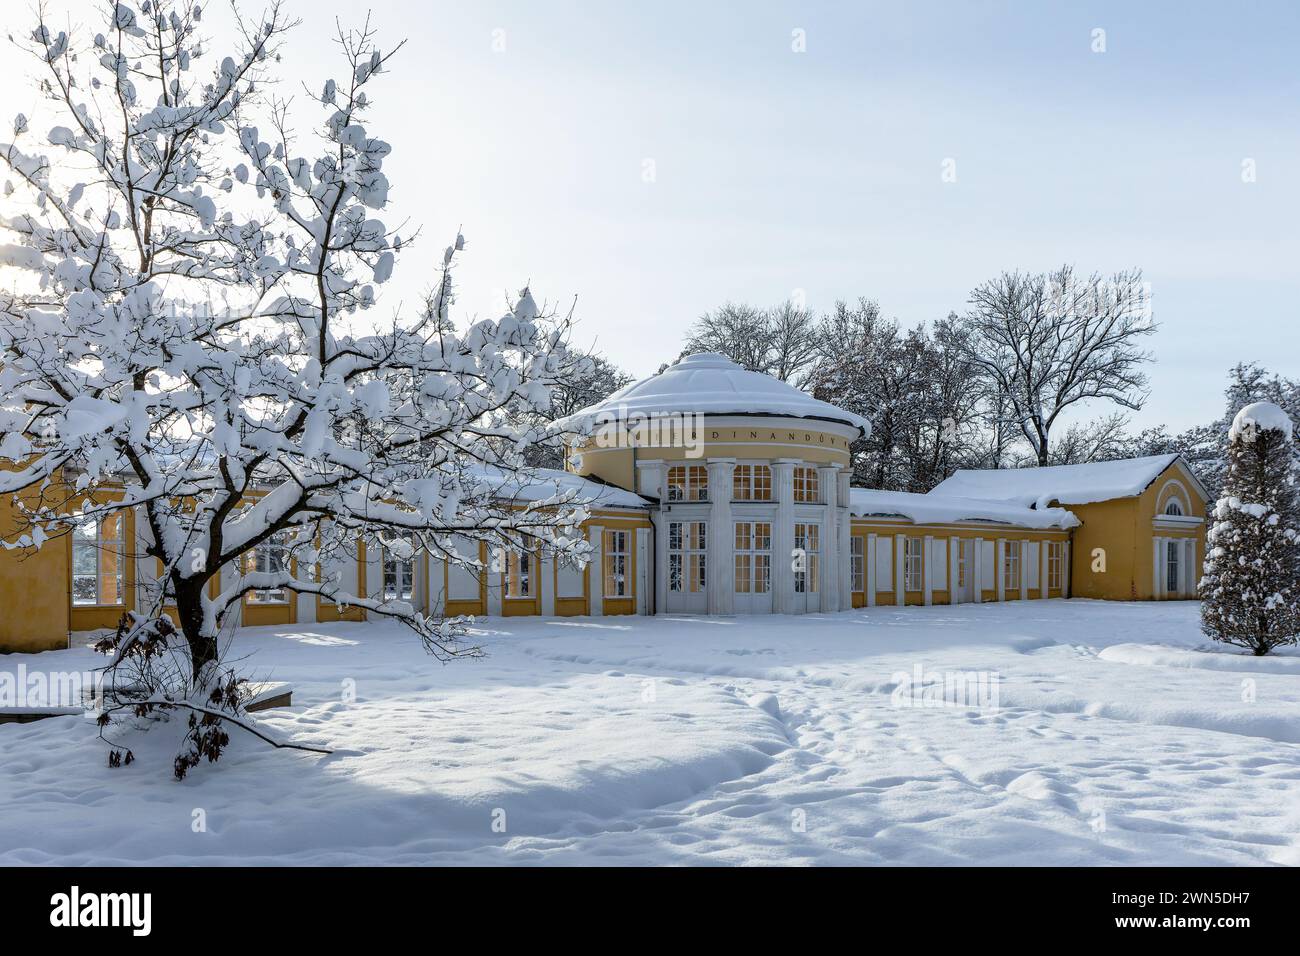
[72,543,97,576]
[72,575,98,605]
[735,554,751,593]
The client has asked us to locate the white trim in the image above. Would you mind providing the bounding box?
[1020,538,1030,601]
[894,534,906,607]
[636,528,650,615]
[922,534,934,606]
[996,539,1006,602]
[588,525,603,616]
[540,552,556,616]
[866,532,877,606]
[949,536,961,605]
[1153,536,1164,599]
[1039,539,1049,599]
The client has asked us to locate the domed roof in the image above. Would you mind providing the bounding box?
[558,352,869,434]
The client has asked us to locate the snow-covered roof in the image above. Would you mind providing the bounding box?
[1230,401,1294,442]
[556,352,870,435]
[849,488,1079,530]
[929,454,1184,510]
[471,466,649,511]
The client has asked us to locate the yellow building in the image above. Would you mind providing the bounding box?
[0,353,1206,654]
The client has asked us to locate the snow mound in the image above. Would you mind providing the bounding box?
[1099,643,1300,673]
[1229,401,1294,442]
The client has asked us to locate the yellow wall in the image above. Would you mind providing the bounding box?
[570,417,854,493]
[0,486,70,653]
[1069,460,1207,600]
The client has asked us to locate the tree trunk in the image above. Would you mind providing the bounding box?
[174,579,219,683]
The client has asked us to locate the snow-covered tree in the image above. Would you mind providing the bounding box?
[521,350,632,469]
[1200,402,1300,656]
[0,1,594,690]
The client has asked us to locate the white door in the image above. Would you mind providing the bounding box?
[958,539,976,602]
[1165,539,1182,598]
[791,522,820,614]
[733,520,773,613]
[666,520,708,613]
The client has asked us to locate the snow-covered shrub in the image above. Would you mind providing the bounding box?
[0,2,595,770]
[1200,402,1300,655]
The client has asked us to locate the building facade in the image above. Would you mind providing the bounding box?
[0,353,1207,654]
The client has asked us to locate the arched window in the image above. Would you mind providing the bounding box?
[1164,499,1184,516]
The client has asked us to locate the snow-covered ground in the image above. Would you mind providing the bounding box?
[3,600,1299,865]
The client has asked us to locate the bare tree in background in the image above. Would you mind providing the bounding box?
[961,265,1155,466]
[684,300,819,384]
[766,300,821,384]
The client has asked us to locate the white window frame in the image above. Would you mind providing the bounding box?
[248,533,290,605]
[382,539,416,602]
[734,521,772,594]
[666,465,709,502]
[850,535,864,593]
[793,467,819,503]
[904,536,924,592]
[505,549,533,599]
[794,522,820,594]
[732,464,772,501]
[1047,541,1064,591]
[668,521,707,593]
[72,514,126,607]
[603,529,629,597]
[1003,540,1022,592]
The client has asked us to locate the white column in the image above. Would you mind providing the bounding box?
[1153,536,1164,600]
[540,552,556,616]
[427,552,445,618]
[635,528,650,615]
[949,537,961,605]
[297,582,317,624]
[837,472,853,611]
[1184,538,1196,597]
[771,460,797,614]
[1020,538,1030,601]
[653,511,667,615]
[866,531,877,607]
[485,543,503,616]
[973,537,984,603]
[1040,540,1050,599]
[894,534,905,606]
[707,458,736,615]
[818,465,840,613]
[922,534,934,606]
[637,460,667,616]
[995,538,1006,602]
[367,540,384,604]
[1063,538,1072,598]
[588,525,603,616]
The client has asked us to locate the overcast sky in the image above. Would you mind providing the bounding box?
[4,0,1298,432]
